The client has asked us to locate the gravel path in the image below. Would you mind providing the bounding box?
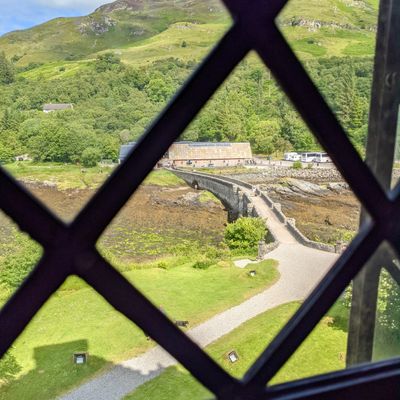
[59,177,338,400]
[59,244,337,400]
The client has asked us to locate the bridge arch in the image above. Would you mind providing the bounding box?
[170,169,244,221]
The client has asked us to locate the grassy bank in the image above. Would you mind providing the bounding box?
[0,258,278,399]
[125,302,348,400]
[4,163,184,190]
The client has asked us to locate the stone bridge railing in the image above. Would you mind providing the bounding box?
[169,169,338,254]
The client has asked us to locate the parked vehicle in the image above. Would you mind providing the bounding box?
[300,152,331,163]
[284,152,301,161]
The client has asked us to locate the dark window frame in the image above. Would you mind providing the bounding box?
[1,0,400,398]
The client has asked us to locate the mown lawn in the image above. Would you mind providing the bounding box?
[0,259,278,399]
[125,302,348,400]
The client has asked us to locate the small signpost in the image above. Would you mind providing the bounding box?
[73,352,88,365]
[227,350,239,363]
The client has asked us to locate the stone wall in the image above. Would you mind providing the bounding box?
[168,142,253,162]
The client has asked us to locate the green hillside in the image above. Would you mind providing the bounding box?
[0,0,378,71]
[0,0,377,165]
[0,0,227,66]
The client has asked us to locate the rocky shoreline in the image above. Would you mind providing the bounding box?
[226,165,400,185]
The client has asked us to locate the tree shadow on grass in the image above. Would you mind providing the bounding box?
[0,339,165,400]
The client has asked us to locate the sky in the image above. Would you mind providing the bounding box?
[0,0,107,35]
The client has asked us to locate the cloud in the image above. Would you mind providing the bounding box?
[34,0,106,11]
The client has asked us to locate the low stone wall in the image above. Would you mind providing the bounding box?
[286,220,335,253]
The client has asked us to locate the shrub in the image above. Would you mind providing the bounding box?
[224,217,267,251]
[95,52,121,72]
[81,147,101,167]
[0,232,41,289]
[0,350,21,383]
[192,259,213,270]
[292,160,302,169]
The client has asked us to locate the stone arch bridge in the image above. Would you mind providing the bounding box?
[169,168,338,254]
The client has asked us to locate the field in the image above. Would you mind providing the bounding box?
[4,163,184,191]
[125,302,348,399]
[0,166,282,399]
[0,0,379,82]
[0,258,278,400]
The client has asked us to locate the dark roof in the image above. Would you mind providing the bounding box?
[119,142,137,161]
[43,103,74,111]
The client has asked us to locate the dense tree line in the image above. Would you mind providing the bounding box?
[0,53,373,164]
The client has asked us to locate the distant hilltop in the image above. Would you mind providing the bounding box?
[0,0,378,67]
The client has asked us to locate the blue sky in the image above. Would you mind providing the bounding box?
[0,0,107,35]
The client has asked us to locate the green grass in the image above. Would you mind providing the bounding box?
[1,1,229,67]
[198,191,220,204]
[291,38,327,57]
[143,169,185,186]
[4,163,184,190]
[1,0,380,81]
[125,302,348,400]
[0,258,278,399]
[18,60,94,80]
[110,22,227,66]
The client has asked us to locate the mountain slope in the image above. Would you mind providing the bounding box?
[0,0,378,68]
[0,0,227,65]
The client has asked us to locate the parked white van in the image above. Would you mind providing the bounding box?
[284,152,301,161]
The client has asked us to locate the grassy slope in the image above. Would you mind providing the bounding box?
[125,302,348,400]
[4,163,184,190]
[0,259,278,399]
[0,0,379,80]
[0,0,227,66]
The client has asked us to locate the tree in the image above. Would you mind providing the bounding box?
[224,217,267,251]
[336,65,366,136]
[0,52,15,84]
[0,141,14,164]
[81,147,102,167]
[95,53,121,73]
[251,119,280,155]
[0,231,41,290]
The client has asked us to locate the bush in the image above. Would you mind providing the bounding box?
[95,52,121,72]
[81,147,101,167]
[0,232,41,289]
[0,350,21,383]
[292,160,303,169]
[224,217,267,251]
[192,259,213,270]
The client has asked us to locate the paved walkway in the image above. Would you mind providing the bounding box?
[59,244,337,400]
[59,175,339,400]
[241,186,298,244]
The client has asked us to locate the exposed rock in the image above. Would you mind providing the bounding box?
[95,0,145,14]
[79,15,117,35]
[281,16,376,32]
[327,182,349,193]
[283,178,330,196]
